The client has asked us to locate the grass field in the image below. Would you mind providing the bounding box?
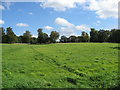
[2,43,119,88]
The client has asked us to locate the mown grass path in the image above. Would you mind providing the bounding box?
[2,43,119,88]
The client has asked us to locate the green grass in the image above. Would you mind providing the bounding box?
[2,43,119,88]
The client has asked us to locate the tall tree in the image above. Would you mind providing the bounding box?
[6,27,17,43]
[37,28,43,44]
[50,31,59,43]
[42,33,49,43]
[90,28,98,42]
[22,31,32,43]
[37,28,49,43]
[0,27,7,43]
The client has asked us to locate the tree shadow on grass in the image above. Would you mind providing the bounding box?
[109,47,120,50]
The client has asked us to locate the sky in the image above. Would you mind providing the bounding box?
[0,0,118,37]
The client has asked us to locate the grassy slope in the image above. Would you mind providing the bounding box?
[2,43,119,88]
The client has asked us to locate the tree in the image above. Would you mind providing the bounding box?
[98,30,110,42]
[0,27,7,43]
[77,36,82,42]
[1,26,120,44]
[6,27,17,43]
[81,31,90,42]
[104,30,111,42]
[0,27,3,43]
[90,28,99,42]
[42,33,49,43]
[37,28,43,44]
[66,37,71,43]
[50,31,59,43]
[109,29,120,43]
[31,37,37,44]
[60,35,67,43]
[18,36,23,43]
[22,31,32,43]
[37,28,49,44]
[69,35,77,42]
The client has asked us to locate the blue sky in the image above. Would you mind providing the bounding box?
[0,0,118,37]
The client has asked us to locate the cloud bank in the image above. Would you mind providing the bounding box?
[39,0,118,19]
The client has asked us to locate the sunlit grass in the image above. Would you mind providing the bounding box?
[2,43,119,88]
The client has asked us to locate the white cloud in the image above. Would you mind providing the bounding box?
[2,0,118,19]
[28,12,33,15]
[1,0,118,19]
[0,20,5,24]
[55,17,90,36]
[44,25,54,30]
[76,25,90,31]
[55,17,74,27]
[86,0,118,19]
[16,23,29,27]
[39,0,118,19]
[0,5,5,10]
[60,27,76,37]
[40,0,86,11]
[32,35,38,38]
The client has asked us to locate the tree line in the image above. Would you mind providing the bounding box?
[1,27,59,44]
[60,28,120,43]
[0,27,120,44]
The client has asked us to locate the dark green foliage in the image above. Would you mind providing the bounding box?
[6,27,18,43]
[1,27,120,44]
[109,29,120,43]
[37,28,43,44]
[60,32,89,43]
[22,31,32,43]
[30,37,37,44]
[17,36,23,43]
[69,35,77,42]
[66,37,71,42]
[81,31,90,42]
[98,30,110,42]
[77,36,82,42]
[37,28,49,44]
[0,27,7,43]
[42,33,49,43]
[50,31,59,43]
[60,35,67,43]
[90,28,99,42]
[90,28,119,43]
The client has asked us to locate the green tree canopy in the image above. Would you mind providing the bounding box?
[22,31,32,43]
[6,27,17,43]
[50,31,59,43]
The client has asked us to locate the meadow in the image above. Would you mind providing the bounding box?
[2,43,119,88]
